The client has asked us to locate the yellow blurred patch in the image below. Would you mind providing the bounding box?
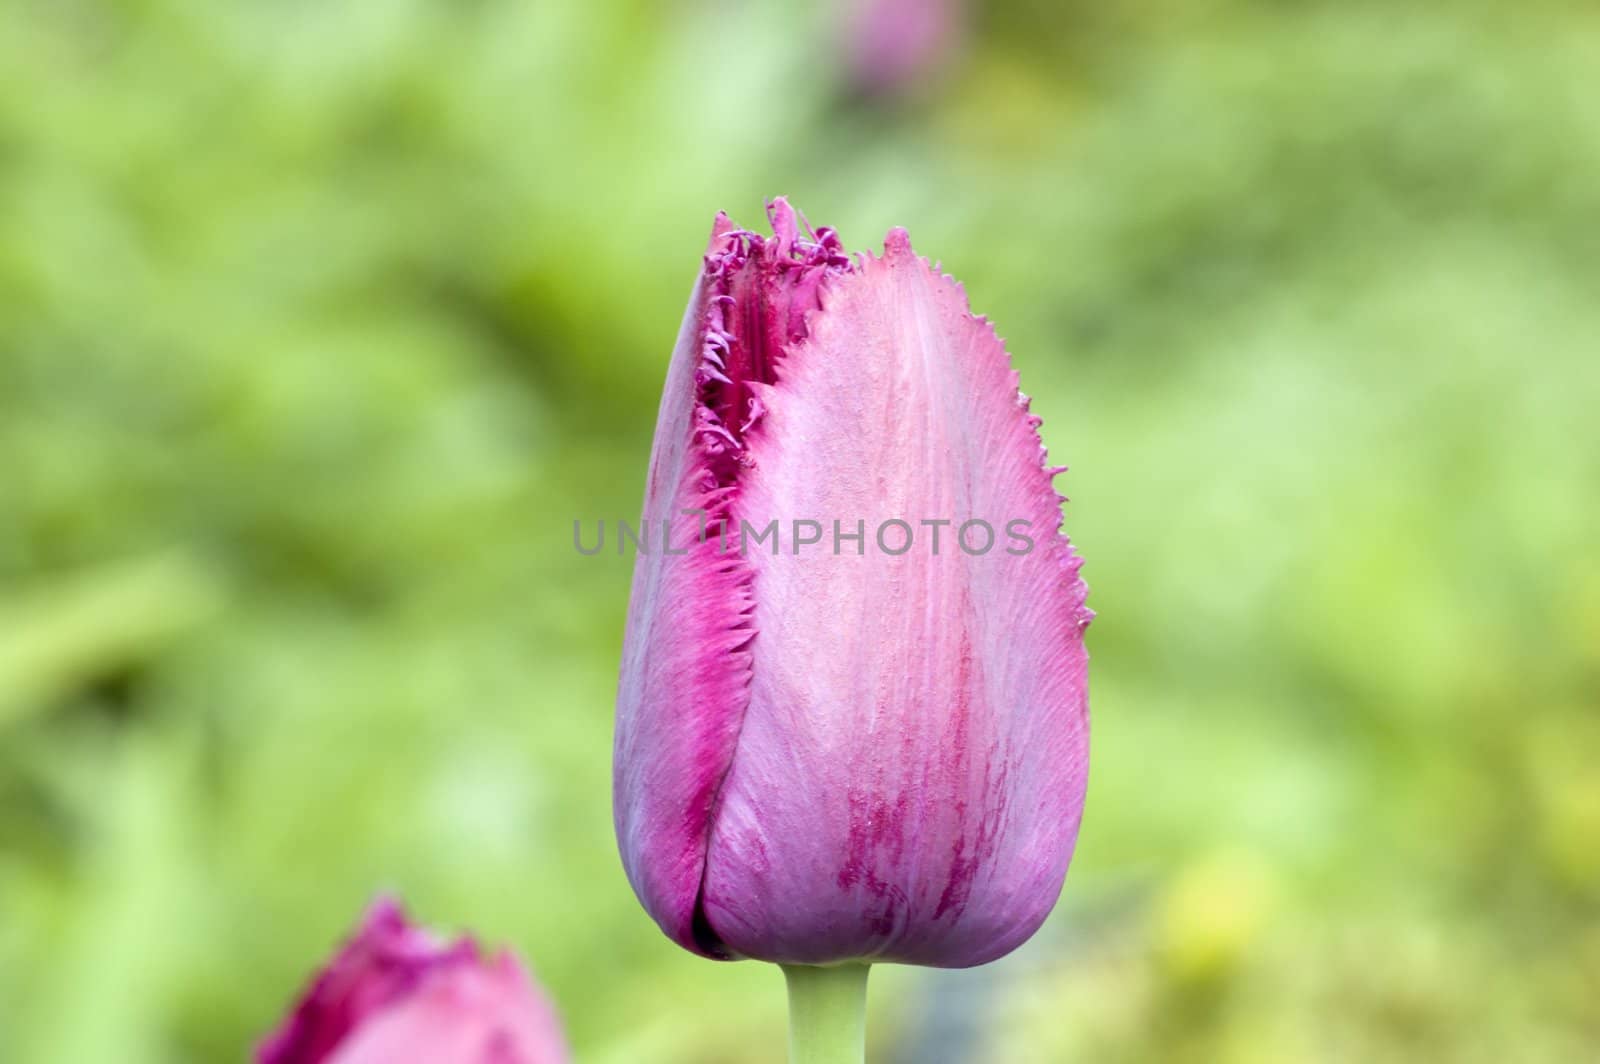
[1155,851,1277,986]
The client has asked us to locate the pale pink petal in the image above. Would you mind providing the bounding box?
[328,954,568,1064]
[698,229,1091,966]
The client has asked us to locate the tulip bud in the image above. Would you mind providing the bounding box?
[257,896,570,1064]
[614,199,1091,969]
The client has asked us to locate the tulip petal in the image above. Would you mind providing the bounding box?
[698,229,1091,966]
[614,202,851,956]
[258,897,568,1064]
[258,897,478,1064]
[327,953,568,1064]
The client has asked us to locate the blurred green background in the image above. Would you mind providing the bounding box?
[2,1,1597,1061]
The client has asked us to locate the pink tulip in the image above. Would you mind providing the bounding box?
[257,897,570,1064]
[614,199,1091,968]
[843,0,963,98]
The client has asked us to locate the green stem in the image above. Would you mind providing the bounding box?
[781,963,871,1064]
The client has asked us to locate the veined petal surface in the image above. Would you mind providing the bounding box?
[699,231,1091,966]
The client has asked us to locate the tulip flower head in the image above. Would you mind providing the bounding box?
[257,896,569,1064]
[614,199,1091,969]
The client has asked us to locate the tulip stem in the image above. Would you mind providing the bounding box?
[782,963,871,1064]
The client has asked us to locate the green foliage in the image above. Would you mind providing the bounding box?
[1,1,1596,1061]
